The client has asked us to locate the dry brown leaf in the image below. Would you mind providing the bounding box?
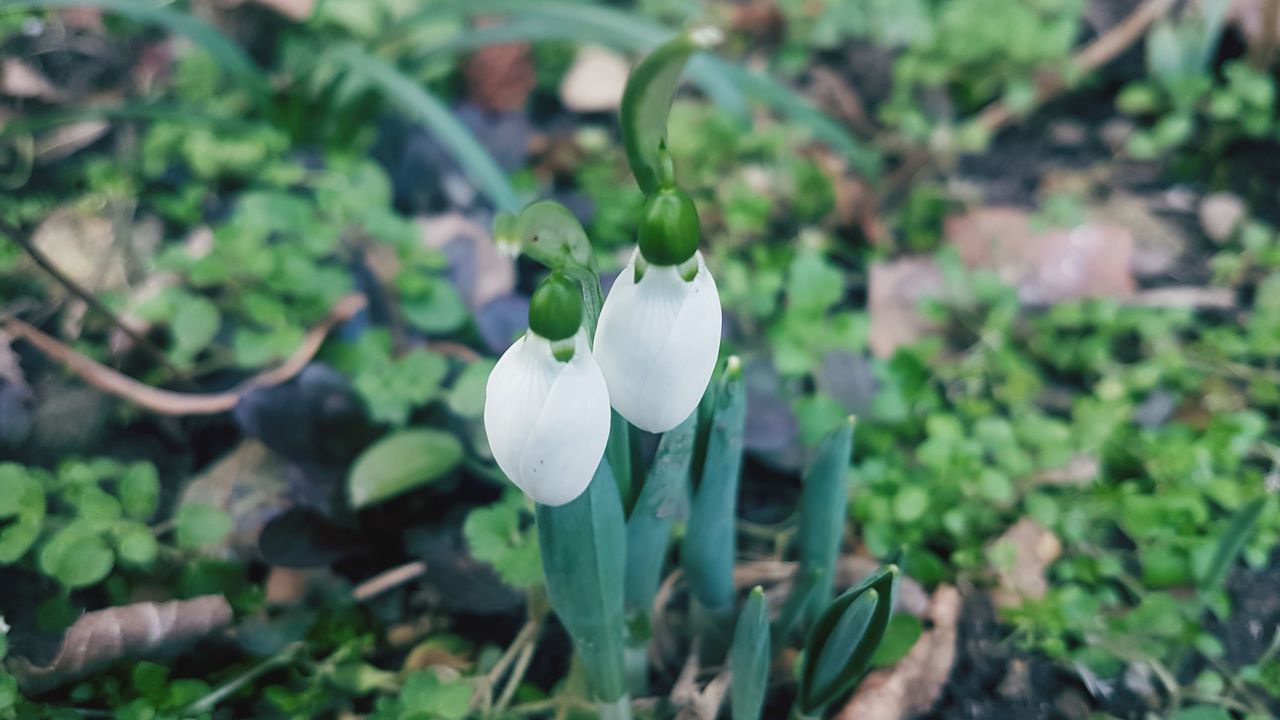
[419,213,515,309]
[8,596,232,694]
[463,42,535,112]
[1086,194,1187,278]
[1199,192,1247,244]
[35,120,110,162]
[179,440,291,559]
[946,207,1137,303]
[559,45,631,113]
[1030,454,1100,487]
[836,584,961,720]
[732,0,787,41]
[986,518,1062,609]
[28,208,128,296]
[0,330,23,388]
[867,256,947,358]
[1,59,65,102]
[1129,286,1237,309]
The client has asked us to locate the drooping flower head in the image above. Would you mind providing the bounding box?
[594,157,722,433]
[484,273,610,506]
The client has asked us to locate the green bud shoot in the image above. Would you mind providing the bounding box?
[529,273,583,345]
[638,185,700,267]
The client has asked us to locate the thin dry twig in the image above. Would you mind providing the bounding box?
[2,294,367,415]
[885,0,1176,198]
[351,560,428,602]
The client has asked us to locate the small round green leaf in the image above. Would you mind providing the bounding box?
[115,523,159,568]
[347,429,464,508]
[0,464,46,563]
[175,504,233,549]
[119,462,161,521]
[39,522,115,588]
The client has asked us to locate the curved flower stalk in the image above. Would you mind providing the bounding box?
[483,274,611,506]
[594,182,722,433]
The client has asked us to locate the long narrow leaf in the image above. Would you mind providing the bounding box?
[683,359,744,614]
[729,587,770,720]
[0,0,268,106]
[329,45,521,212]
[536,462,628,703]
[624,412,696,613]
[794,417,856,630]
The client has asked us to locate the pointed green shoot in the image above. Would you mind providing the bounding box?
[798,564,898,714]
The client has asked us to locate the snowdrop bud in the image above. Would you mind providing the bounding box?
[483,276,610,506]
[594,249,721,433]
[638,186,700,266]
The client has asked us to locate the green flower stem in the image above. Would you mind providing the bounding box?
[789,700,824,720]
[624,643,649,697]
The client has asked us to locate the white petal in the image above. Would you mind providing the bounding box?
[595,250,722,433]
[518,334,612,505]
[483,331,611,505]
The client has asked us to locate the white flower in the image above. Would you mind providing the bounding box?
[594,250,721,433]
[484,329,611,506]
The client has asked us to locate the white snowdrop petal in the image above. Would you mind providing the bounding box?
[484,335,551,492]
[517,335,612,506]
[634,259,721,431]
[595,250,722,433]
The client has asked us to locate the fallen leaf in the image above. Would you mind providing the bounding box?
[35,120,110,162]
[867,256,946,358]
[1228,0,1280,55]
[1030,454,1099,487]
[8,595,232,694]
[419,213,515,309]
[836,584,961,720]
[986,518,1062,609]
[1129,286,1237,309]
[946,207,1137,304]
[1087,194,1187,278]
[0,330,32,447]
[179,441,291,559]
[732,0,787,41]
[1,59,65,102]
[27,207,128,297]
[559,45,631,113]
[464,41,535,112]
[1198,192,1247,244]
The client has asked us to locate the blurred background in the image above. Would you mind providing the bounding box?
[1,0,1279,718]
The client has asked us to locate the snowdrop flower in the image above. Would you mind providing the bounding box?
[594,183,721,433]
[484,274,611,506]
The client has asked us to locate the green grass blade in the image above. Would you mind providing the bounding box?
[794,416,856,631]
[683,358,745,615]
[730,587,770,720]
[536,461,629,703]
[0,0,268,106]
[1200,497,1268,592]
[328,45,521,212]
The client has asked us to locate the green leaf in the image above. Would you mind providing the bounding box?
[870,614,922,667]
[446,359,495,419]
[1199,497,1267,591]
[683,361,745,614]
[799,565,898,713]
[620,27,723,194]
[788,250,845,314]
[354,349,449,426]
[730,587,770,720]
[401,283,468,334]
[0,464,46,563]
[115,522,159,568]
[328,45,520,212]
[174,504,232,549]
[171,295,221,364]
[119,462,160,521]
[625,412,696,614]
[464,493,542,589]
[795,417,855,631]
[1,0,268,106]
[39,521,115,588]
[537,462,628,703]
[347,429,464,508]
[400,669,473,720]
